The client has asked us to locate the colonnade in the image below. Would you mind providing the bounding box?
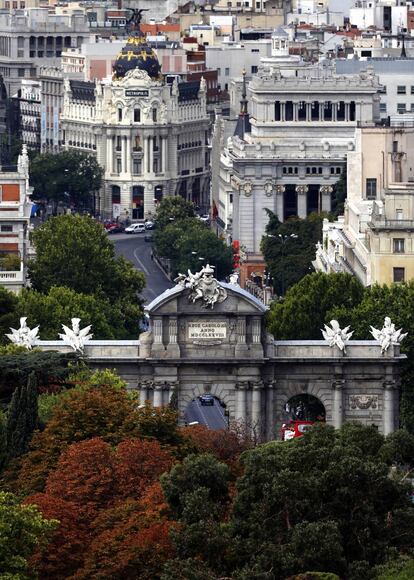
[106,133,168,175]
[274,100,356,123]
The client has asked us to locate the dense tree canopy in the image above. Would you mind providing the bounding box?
[27,215,145,338]
[154,196,196,230]
[0,491,56,578]
[29,150,103,207]
[261,212,327,295]
[154,199,233,280]
[29,214,144,299]
[267,272,364,340]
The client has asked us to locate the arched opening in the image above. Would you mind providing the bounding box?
[184,394,228,430]
[280,394,325,440]
[285,394,326,422]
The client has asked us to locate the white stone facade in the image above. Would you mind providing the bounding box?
[212,30,382,254]
[314,123,414,286]
[61,70,211,219]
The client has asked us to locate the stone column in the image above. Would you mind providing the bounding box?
[139,382,149,404]
[145,137,151,173]
[281,102,285,122]
[251,318,261,343]
[153,318,163,345]
[167,317,180,356]
[163,136,168,173]
[266,381,275,441]
[275,185,285,220]
[126,136,131,174]
[153,383,163,407]
[296,185,308,218]
[235,382,247,422]
[106,134,112,174]
[149,136,154,174]
[251,381,263,427]
[383,381,396,435]
[332,380,344,429]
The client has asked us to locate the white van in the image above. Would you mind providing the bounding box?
[125,223,146,234]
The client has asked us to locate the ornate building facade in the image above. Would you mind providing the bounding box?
[61,32,211,220]
[314,123,414,286]
[212,28,382,256]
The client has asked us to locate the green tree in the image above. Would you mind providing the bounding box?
[0,286,19,345]
[155,196,196,230]
[0,350,79,406]
[161,454,232,575]
[261,213,326,296]
[27,215,145,337]
[267,272,364,339]
[154,218,233,280]
[29,150,103,208]
[17,286,135,340]
[29,214,144,299]
[229,423,413,578]
[0,491,57,579]
[3,372,38,465]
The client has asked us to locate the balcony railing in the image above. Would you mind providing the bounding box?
[369,219,414,230]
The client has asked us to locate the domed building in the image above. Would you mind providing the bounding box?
[60,30,210,220]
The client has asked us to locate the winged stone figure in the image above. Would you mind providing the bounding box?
[59,318,93,353]
[6,317,39,349]
[370,317,407,354]
[321,319,353,354]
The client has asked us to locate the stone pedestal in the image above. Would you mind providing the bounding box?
[153,383,163,407]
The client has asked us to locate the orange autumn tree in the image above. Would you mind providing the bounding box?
[6,382,140,495]
[74,483,177,580]
[23,494,87,580]
[25,438,177,578]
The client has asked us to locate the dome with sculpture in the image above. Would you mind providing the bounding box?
[112,31,161,81]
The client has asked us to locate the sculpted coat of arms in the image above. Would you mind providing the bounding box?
[174,265,227,309]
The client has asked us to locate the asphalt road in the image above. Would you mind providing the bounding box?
[184,397,229,430]
[111,232,173,304]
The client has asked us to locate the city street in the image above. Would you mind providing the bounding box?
[184,397,228,430]
[112,232,173,304]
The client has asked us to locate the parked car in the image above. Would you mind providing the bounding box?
[199,393,215,406]
[197,214,210,223]
[106,224,125,234]
[145,220,155,230]
[125,223,146,234]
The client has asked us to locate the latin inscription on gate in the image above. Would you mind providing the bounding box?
[188,322,227,345]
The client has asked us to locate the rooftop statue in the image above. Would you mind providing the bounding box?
[370,317,407,354]
[321,319,353,354]
[6,317,39,349]
[174,264,227,309]
[58,318,93,353]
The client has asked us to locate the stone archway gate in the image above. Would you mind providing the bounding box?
[38,275,404,440]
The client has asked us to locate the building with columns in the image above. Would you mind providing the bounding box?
[211,27,382,256]
[36,269,404,439]
[0,145,32,293]
[61,31,211,219]
[314,122,414,286]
